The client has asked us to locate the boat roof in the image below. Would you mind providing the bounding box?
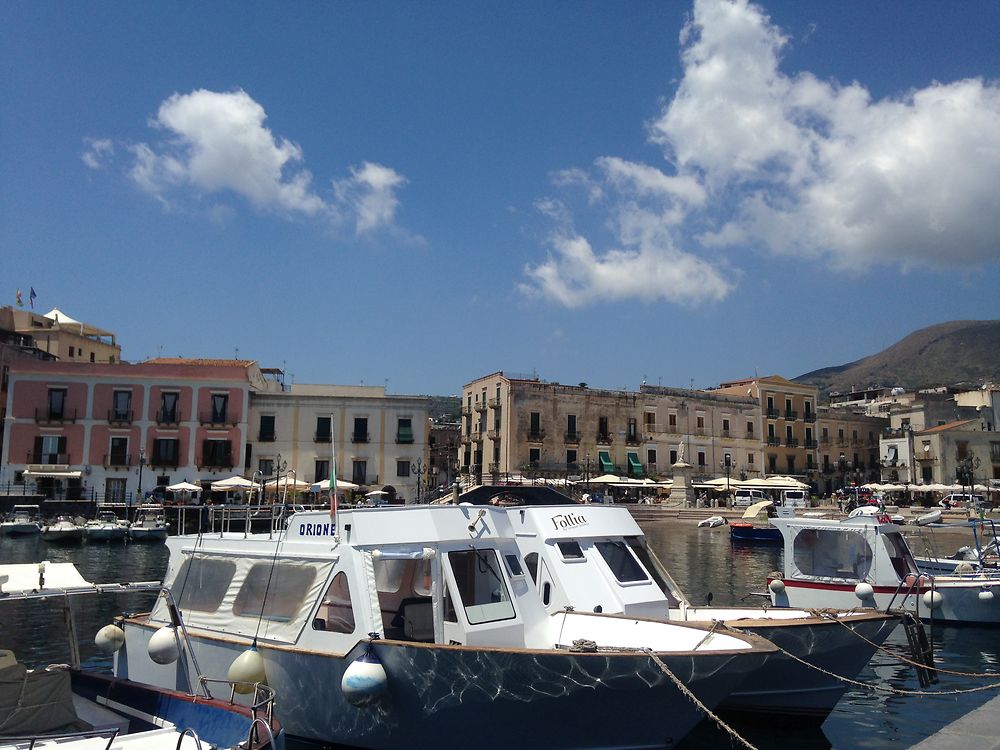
[0,562,159,599]
[742,500,774,518]
[455,485,580,506]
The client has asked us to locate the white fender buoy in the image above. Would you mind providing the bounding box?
[923,590,943,609]
[95,624,125,654]
[854,582,874,600]
[954,562,975,575]
[147,626,180,665]
[229,645,267,694]
[341,651,387,706]
[768,579,785,594]
[979,589,995,602]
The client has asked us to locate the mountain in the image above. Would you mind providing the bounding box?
[795,320,1000,395]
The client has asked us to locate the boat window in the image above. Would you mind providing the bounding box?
[504,554,524,577]
[793,529,873,580]
[173,557,236,613]
[374,559,406,593]
[542,581,551,606]
[556,541,584,560]
[524,553,539,584]
[595,540,648,583]
[448,549,516,625]
[374,558,434,637]
[233,563,318,621]
[626,537,683,606]
[313,572,356,634]
[882,532,920,579]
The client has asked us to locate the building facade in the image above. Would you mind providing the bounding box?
[7,306,120,364]
[247,384,430,503]
[816,406,887,493]
[459,372,762,484]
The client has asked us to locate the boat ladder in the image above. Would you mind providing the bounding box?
[899,611,937,688]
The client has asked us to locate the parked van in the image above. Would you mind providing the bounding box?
[939,493,987,510]
[734,488,769,507]
[781,489,809,508]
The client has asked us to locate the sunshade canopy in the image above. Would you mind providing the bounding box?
[167,481,201,492]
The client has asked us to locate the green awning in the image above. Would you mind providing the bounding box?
[598,451,614,473]
[627,452,644,477]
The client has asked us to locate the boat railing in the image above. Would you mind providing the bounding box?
[197,678,278,727]
[4,726,122,750]
[174,727,205,750]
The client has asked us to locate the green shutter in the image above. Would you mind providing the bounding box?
[599,451,614,473]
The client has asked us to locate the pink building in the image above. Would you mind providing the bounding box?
[1,358,258,501]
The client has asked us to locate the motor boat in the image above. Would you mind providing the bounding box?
[41,516,84,545]
[128,505,167,541]
[729,500,783,544]
[909,516,1000,575]
[767,514,1000,624]
[115,504,777,749]
[83,510,129,542]
[0,562,283,750]
[0,505,42,536]
[500,497,897,721]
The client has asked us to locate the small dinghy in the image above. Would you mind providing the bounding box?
[698,515,727,528]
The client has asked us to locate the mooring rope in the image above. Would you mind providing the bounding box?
[816,609,1000,680]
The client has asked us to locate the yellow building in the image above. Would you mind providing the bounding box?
[9,307,120,364]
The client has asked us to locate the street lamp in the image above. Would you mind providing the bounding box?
[720,454,733,509]
[273,453,287,504]
[584,453,592,495]
[135,448,146,521]
[410,457,426,504]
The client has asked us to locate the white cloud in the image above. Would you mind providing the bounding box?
[652,0,1000,269]
[81,138,114,170]
[525,0,1000,307]
[121,88,406,234]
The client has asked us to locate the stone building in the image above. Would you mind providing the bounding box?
[459,372,762,484]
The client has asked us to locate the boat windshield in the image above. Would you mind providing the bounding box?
[792,528,873,580]
[595,540,648,583]
[447,548,515,625]
[625,537,684,606]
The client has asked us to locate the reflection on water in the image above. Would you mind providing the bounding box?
[1,520,998,749]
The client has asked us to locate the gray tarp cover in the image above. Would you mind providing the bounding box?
[0,663,79,735]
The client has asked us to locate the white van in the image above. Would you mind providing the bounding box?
[781,489,809,508]
[733,488,769,507]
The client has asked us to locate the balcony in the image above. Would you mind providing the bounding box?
[803,413,816,423]
[460,434,472,445]
[103,453,132,469]
[26,451,70,465]
[766,408,779,419]
[820,435,831,444]
[108,409,133,425]
[460,407,471,417]
[351,432,371,444]
[150,452,180,468]
[693,428,706,437]
[156,409,181,425]
[396,432,414,444]
[526,429,545,443]
[785,438,799,448]
[644,422,664,434]
[35,408,77,424]
[487,398,500,408]
[198,452,234,470]
[804,439,818,449]
[314,432,332,443]
[625,433,643,446]
[721,429,731,438]
[199,411,236,427]
[487,430,500,441]
[258,431,276,442]
[784,410,798,420]
[596,432,613,445]
[474,402,487,413]
[916,452,938,462]
[766,437,781,447]
[564,431,581,444]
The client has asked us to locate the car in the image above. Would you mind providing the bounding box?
[939,493,987,510]
[781,489,809,508]
[733,488,769,507]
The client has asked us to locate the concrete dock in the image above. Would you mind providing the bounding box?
[910,695,1000,749]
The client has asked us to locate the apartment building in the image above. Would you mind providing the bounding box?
[459,372,762,483]
[715,375,819,478]
[816,406,887,493]
[248,384,430,503]
[5,306,120,364]
[2,358,255,500]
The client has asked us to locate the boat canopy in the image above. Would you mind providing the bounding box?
[741,500,774,519]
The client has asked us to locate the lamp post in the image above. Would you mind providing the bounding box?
[273,453,287,505]
[720,454,733,509]
[410,457,426,504]
[584,453,592,495]
[134,448,146,522]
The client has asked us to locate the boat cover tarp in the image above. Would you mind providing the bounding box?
[0,663,79,735]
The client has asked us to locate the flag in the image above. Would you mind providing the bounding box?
[29,287,36,309]
[15,289,22,307]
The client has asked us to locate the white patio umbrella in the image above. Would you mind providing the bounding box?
[588,474,622,484]
[264,476,311,490]
[310,479,359,493]
[210,475,254,491]
[167,481,202,492]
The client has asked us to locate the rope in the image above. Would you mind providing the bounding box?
[569,638,598,652]
[817,609,1000,679]
[642,648,760,750]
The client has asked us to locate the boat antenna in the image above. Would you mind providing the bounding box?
[330,412,340,541]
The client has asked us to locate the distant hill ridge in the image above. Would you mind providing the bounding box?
[795,320,1000,395]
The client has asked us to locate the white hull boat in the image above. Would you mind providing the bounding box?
[0,506,42,536]
[41,517,84,545]
[501,497,897,721]
[116,505,777,749]
[767,514,1000,625]
[128,506,167,542]
[83,511,129,542]
[0,562,284,750]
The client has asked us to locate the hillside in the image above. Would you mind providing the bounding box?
[795,320,1000,395]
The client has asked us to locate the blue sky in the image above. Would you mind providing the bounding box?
[2,1,998,396]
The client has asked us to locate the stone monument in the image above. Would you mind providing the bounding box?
[668,442,696,507]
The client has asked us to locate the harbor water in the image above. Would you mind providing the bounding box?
[1,519,997,749]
